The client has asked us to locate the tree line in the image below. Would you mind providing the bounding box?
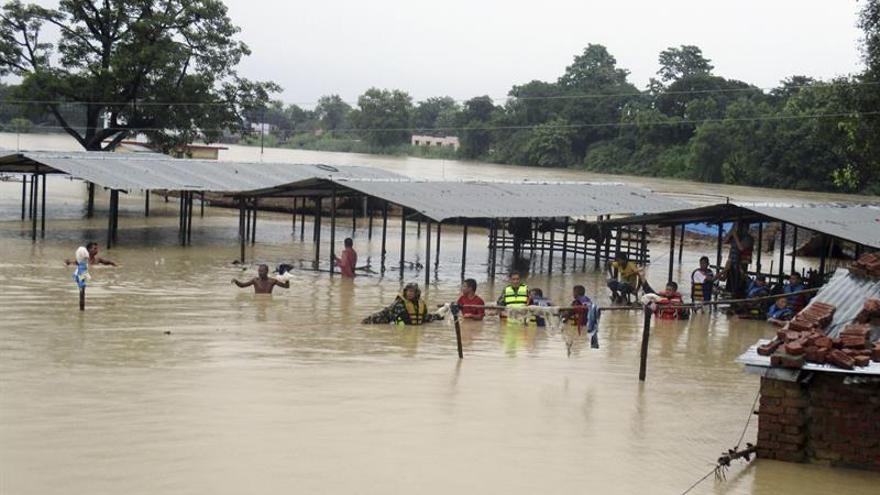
[2,1,878,194]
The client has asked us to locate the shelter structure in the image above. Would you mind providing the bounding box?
[240,178,689,286]
[604,202,880,294]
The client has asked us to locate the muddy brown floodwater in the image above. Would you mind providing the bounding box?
[1,133,879,494]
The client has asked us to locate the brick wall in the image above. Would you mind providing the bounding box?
[757,374,880,470]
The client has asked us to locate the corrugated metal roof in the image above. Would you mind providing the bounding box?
[248,178,690,221]
[737,268,880,375]
[606,202,880,249]
[0,149,406,191]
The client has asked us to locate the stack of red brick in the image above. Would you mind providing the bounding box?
[757,299,880,370]
[851,252,880,280]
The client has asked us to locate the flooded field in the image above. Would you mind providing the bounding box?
[1,133,879,494]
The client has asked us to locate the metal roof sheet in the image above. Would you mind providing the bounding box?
[248,178,689,222]
[606,202,880,249]
[0,149,406,191]
[737,268,880,375]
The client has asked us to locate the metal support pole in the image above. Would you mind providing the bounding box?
[756,222,763,273]
[818,235,828,280]
[40,173,46,237]
[678,224,684,264]
[200,192,205,218]
[245,203,252,243]
[490,220,498,278]
[86,182,95,218]
[330,186,337,276]
[314,198,322,267]
[778,222,787,281]
[187,192,194,245]
[790,227,798,274]
[639,306,652,382]
[594,217,602,269]
[109,190,117,249]
[299,198,306,242]
[20,175,26,220]
[561,217,569,271]
[548,221,555,275]
[668,225,676,283]
[399,208,407,275]
[145,190,150,217]
[716,223,723,271]
[380,201,389,274]
[351,199,356,237]
[250,199,257,245]
[29,173,35,219]
[368,203,374,240]
[178,193,185,245]
[31,173,38,241]
[640,225,648,264]
[425,220,432,288]
[417,219,421,238]
[460,224,468,280]
[434,222,441,276]
[239,197,246,264]
[292,197,297,232]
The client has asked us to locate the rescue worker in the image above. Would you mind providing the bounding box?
[362,283,441,325]
[496,271,529,308]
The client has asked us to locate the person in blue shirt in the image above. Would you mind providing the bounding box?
[747,275,769,298]
[767,297,795,326]
[529,288,552,327]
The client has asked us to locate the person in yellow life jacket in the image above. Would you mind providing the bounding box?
[496,271,529,307]
[361,283,441,325]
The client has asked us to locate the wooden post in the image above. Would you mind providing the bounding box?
[314,198,322,268]
[639,306,652,382]
[380,201,388,274]
[640,224,648,264]
[425,220,432,288]
[109,189,117,249]
[330,186,337,276]
[594,217,603,269]
[668,225,675,283]
[452,305,464,359]
[245,202,252,242]
[548,220,555,275]
[79,286,85,311]
[86,182,95,218]
[790,227,798,274]
[187,191,194,245]
[292,197,297,233]
[716,222,723,271]
[778,222,787,281]
[200,192,205,217]
[299,198,306,241]
[40,173,46,237]
[368,202,374,240]
[29,173,35,220]
[21,175,27,220]
[818,235,828,280]
[460,224,468,280]
[145,190,150,217]
[351,198,357,237]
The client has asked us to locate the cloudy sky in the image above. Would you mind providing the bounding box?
[222,0,866,106]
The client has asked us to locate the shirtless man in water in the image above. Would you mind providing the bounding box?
[232,264,290,294]
[65,242,117,266]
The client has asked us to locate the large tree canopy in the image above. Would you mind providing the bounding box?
[0,0,277,150]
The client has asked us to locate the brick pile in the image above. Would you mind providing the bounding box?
[757,299,880,370]
[851,252,880,280]
[757,375,880,470]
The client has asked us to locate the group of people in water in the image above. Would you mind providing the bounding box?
[74,220,812,327]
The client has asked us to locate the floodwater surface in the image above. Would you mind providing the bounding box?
[1,133,879,494]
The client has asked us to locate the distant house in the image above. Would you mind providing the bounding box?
[411,135,460,151]
[250,122,276,134]
[112,139,227,160]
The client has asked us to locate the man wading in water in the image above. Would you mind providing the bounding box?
[232,264,290,294]
[64,241,117,267]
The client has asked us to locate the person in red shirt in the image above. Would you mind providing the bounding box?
[333,237,358,277]
[456,278,485,320]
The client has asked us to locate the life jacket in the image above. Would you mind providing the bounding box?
[690,268,713,302]
[396,296,427,325]
[503,284,529,307]
[655,291,688,320]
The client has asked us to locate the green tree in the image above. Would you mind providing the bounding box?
[413,96,458,134]
[458,95,495,158]
[0,0,277,151]
[558,44,630,89]
[351,88,413,147]
[525,118,575,167]
[315,94,351,131]
[657,45,714,83]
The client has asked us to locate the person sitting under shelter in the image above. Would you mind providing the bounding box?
[362,283,441,325]
[767,297,795,326]
[735,275,770,319]
[691,256,715,303]
[606,252,644,304]
[232,264,290,294]
[783,272,808,312]
[456,278,485,320]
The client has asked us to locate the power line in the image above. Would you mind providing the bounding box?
[2,80,879,107]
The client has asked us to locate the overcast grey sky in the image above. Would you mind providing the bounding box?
[222,0,866,106]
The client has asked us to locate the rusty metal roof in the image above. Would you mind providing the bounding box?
[246,178,690,221]
[0,149,406,191]
[737,268,880,375]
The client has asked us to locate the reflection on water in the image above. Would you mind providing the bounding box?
[1,133,879,494]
